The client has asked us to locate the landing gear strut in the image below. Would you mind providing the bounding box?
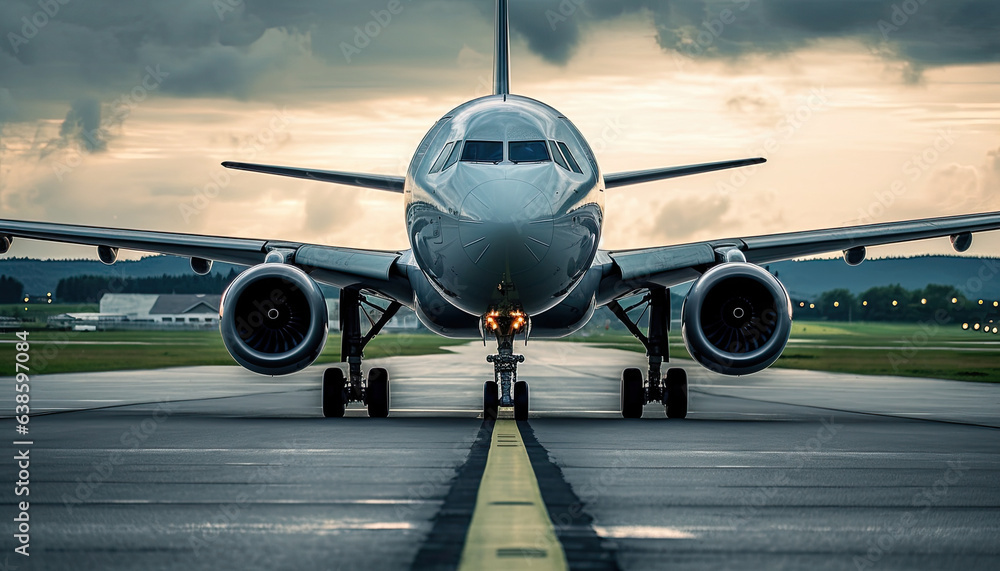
[322,288,401,418]
[484,308,529,420]
[608,286,688,419]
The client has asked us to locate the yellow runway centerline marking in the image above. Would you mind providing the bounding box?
[458,419,568,570]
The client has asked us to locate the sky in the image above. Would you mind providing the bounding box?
[1,0,999,261]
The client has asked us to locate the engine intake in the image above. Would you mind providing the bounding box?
[220,264,328,375]
[681,262,792,376]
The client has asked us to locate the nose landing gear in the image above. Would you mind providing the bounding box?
[483,308,530,420]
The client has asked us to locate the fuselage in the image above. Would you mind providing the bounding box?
[405,95,605,330]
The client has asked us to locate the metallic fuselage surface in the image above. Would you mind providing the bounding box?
[405,95,604,326]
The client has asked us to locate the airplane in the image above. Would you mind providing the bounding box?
[3,0,1000,421]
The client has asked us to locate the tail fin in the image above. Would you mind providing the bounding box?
[494,0,510,96]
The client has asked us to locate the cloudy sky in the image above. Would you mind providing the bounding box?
[1,0,999,261]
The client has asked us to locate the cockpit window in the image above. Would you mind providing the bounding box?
[461,140,504,163]
[509,140,550,163]
[428,141,455,174]
[556,141,584,174]
[442,140,463,171]
[548,141,569,170]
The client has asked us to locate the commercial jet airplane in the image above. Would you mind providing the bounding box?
[3,0,1000,420]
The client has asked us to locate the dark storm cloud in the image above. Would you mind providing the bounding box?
[1,0,998,127]
[56,98,107,152]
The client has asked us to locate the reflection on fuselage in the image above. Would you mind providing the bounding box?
[405,95,604,330]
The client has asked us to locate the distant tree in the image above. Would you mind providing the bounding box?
[0,276,25,303]
[55,271,241,303]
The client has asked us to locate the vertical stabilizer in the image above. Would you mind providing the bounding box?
[494,0,510,96]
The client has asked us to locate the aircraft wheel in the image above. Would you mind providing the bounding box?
[484,380,499,420]
[322,368,346,418]
[664,367,688,419]
[513,380,529,421]
[367,368,390,418]
[621,367,644,419]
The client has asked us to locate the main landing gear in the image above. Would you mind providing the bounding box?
[608,286,688,419]
[322,288,401,418]
[483,309,529,421]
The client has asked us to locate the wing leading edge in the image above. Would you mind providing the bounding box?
[598,210,1000,302]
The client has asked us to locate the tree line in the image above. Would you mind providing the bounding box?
[0,276,25,303]
[798,284,997,322]
[55,270,240,303]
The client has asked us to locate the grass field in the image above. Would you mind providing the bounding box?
[3,329,467,375]
[574,321,1000,383]
[3,315,998,382]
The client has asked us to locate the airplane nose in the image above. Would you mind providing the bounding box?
[459,179,554,274]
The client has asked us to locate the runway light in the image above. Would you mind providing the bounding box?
[952,297,959,304]
[963,323,969,330]
[892,300,898,307]
[47,292,52,297]
[799,302,805,308]
[833,301,840,308]
[809,303,815,309]
[862,300,868,306]
[974,323,981,330]
[47,299,52,304]
[995,301,999,308]
[980,300,985,305]
[994,327,998,334]
[23,297,29,303]
[920,298,927,305]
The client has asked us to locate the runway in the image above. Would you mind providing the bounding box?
[3,342,999,570]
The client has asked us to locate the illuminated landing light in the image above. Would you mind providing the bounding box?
[963,323,970,330]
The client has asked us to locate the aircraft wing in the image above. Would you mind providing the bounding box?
[0,219,411,300]
[598,210,1000,301]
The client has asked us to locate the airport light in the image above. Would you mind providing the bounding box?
[23,297,29,303]
[47,299,52,304]
[975,323,981,331]
[892,300,898,307]
[834,301,840,308]
[980,300,985,305]
[952,297,958,304]
[799,302,805,308]
[862,300,868,306]
[47,292,52,297]
[994,327,998,334]
[920,298,927,305]
[963,323,969,330]
[995,301,999,308]
[809,303,815,309]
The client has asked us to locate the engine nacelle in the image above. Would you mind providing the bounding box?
[681,262,792,376]
[220,264,328,375]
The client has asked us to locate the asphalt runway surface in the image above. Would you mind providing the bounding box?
[2,342,998,570]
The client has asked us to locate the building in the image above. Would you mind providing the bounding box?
[100,293,221,326]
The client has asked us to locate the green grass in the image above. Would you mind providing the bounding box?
[0,303,99,323]
[569,321,1000,383]
[3,330,466,375]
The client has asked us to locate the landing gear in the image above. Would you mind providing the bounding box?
[664,367,688,419]
[609,286,689,419]
[483,307,529,419]
[367,367,390,418]
[322,288,402,418]
[322,368,346,418]
[513,380,529,421]
[484,381,499,420]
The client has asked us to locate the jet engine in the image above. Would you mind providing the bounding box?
[220,264,328,375]
[681,262,792,376]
